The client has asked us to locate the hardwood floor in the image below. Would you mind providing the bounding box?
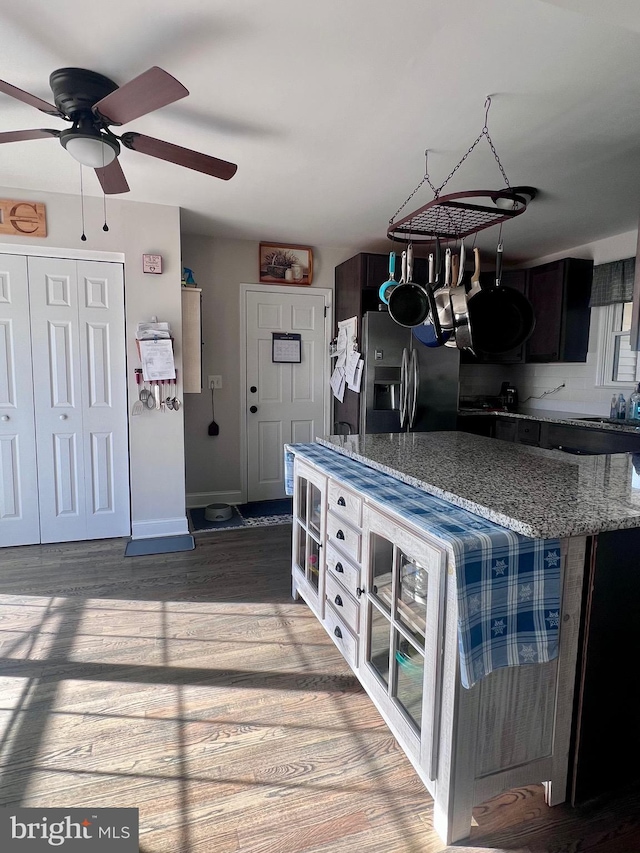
[0,526,638,852]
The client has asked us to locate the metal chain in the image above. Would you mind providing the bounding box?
[389,96,511,225]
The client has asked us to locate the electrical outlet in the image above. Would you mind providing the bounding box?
[208,375,222,390]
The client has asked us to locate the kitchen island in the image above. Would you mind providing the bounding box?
[287,433,640,845]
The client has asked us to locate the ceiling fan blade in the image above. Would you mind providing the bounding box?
[0,128,59,143]
[120,132,237,180]
[95,158,130,194]
[93,67,188,126]
[0,79,62,116]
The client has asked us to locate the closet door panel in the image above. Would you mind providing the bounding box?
[28,256,87,543]
[0,255,40,546]
[77,261,129,538]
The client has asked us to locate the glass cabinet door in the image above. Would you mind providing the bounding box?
[292,461,326,603]
[362,508,444,776]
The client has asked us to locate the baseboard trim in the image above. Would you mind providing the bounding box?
[186,490,243,509]
[131,516,189,540]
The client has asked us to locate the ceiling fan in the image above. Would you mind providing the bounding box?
[0,66,238,193]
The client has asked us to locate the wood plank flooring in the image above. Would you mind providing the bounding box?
[0,526,638,852]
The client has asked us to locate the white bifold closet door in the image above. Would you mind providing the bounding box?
[0,255,40,546]
[0,255,130,547]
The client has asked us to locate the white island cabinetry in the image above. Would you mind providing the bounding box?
[289,447,584,845]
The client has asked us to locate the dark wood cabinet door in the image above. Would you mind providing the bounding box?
[526,262,565,361]
[526,258,592,363]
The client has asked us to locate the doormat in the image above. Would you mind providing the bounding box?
[189,498,293,533]
[124,534,196,557]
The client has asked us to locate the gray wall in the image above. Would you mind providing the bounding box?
[181,236,353,505]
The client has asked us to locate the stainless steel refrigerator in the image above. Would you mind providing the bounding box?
[360,311,460,434]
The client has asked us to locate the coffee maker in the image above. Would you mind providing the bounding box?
[500,381,519,411]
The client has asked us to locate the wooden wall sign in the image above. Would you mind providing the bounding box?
[0,199,47,237]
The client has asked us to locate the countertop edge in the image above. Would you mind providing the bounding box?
[458,409,640,434]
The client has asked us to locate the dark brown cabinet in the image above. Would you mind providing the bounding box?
[526,258,593,363]
[458,414,640,454]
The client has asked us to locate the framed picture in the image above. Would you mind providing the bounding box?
[259,243,313,285]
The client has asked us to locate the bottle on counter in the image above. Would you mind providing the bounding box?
[617,393,626,420]
[629,384,640,421]
[610,394,619,419]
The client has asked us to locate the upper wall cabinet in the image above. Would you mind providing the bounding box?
[526,258,593,363]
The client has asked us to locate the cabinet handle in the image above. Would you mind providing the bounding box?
[334,594,343,607]
[334,626,343,639]
[356,587,364,598]
[372,584,378,594]
[337,496,346,506]
[335,562,344,573]
[336,529,345,540]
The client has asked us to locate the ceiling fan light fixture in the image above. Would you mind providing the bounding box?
[60,129,119,168]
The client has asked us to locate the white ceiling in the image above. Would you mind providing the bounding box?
[1,0,640,260]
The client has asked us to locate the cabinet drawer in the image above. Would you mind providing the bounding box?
[327,512,361,563]
[326,543,361,598]
[327,480,362,528]
[517,420,540,445]
[326,572,360,633]
[324,605,358,669]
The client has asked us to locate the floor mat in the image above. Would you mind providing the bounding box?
[189,499,292,533]
[125,534,196,556]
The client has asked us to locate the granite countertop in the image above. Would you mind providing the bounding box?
[317,432,640,539]
[458,408,640,435]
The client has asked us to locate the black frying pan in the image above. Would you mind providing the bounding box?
[466,243,535,354]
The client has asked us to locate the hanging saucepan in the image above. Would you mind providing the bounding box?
[412,252,448,347]
[388,242,431,328]
[378,251,397,305]
[466,242,536,354]
[445,239,474,351]
[431,247,455,334]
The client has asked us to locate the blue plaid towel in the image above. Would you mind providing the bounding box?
[285,443,561,688]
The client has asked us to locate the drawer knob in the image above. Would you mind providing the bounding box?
[336,529,345,540]
[335,562,344,573]
[334,626,343,639]
[337,496,346,507]
[356,587,364,598]
[334,594,343,607]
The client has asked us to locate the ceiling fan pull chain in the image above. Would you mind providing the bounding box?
[101,145,109,231]
[79,164,87,242]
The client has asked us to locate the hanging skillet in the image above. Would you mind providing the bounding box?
[466,242,535,354]
[387,243,431,328]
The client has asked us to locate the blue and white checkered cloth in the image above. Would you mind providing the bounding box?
[285,443,561,689]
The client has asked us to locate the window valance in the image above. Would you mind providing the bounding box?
[589,256,635,307]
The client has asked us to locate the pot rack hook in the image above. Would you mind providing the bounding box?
[484,95,493,129]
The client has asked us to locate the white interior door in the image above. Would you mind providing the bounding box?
[246,289,327,502]
[0,255,40,546]
[27,257,129,543]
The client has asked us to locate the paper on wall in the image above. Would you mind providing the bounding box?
[345,349,361,386]
[330,365,346,402]
[347,358,364,393]
[138,338,176,381]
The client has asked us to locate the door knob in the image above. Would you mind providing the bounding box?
[249,406,258,414]
[1,415,9,421]
[59,414,68,420]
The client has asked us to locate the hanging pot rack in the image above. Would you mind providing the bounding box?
[387,97,536,244]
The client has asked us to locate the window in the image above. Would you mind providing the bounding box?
[596,303,640,386]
